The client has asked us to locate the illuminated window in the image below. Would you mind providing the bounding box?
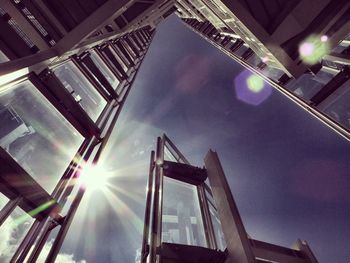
[53,61,107,122]
[0,80,84,192]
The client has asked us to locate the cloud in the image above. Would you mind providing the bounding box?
[37,240,86,263]
[0,204,86,263]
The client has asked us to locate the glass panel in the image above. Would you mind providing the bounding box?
[0,50,9,63]
[246,53,261,67]
[0,192,9,211]
[235,44,249,57]
[323,84,350,129]
[164,146,177,162]
[162,177,206,247]
[108,46,128,73]
[89,50,120,90]
[287,68,338,101]
[53,61,107,122]
[208,203,226,251]
[0,207,34,262]
[0,80,84,192]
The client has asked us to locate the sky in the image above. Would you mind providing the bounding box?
[54,15,350,262]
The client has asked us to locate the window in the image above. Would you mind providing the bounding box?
[324,84,350,129]
[287,68,338,101]
[162,177,207,247]
[90,50,120,90]
[0,80,84,192]
[53,61,107,122]
[108,46,129,73]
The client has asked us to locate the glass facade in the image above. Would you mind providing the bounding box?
[0,80,84,192]
[162,177,207,247]
[89,50,120,90]
[53,61,107,122]
[208,203,226,250]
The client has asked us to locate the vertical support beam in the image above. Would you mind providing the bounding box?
[0,197,22,226]
[141,150,155,263]
[204,150,255,263]
[149,137,164,263]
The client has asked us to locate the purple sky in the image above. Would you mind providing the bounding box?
[61,16,350,262]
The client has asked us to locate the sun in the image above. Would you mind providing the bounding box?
[78,164,109,193]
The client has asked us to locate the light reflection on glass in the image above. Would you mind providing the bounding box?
[0,80,84,192]
[208,203,226,250]
[53,61,107,122]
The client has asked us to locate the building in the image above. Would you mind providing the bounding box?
[177,0,350,140]
[141,135,318,263]
[0,0,349,262]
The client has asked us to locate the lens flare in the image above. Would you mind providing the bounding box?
[79,164,109,193]
[246,75,264,93]
[234,70,272,106]
[299,35,330,65]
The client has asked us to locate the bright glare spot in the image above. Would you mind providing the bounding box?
[299,35,330,65]
[299,42,314,57]
[321,35,328,42]
[246,74,264,93]
[156,159,163,166]
[79,164,109,193]
[262,56,269,63]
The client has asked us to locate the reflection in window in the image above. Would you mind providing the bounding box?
[209,203,226,250]
[162,177,207,247]
[0,80,84,192]
[324,84,350,129]
[0,207,34,262]
[90,50,120,90]
[53,61,107,122]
